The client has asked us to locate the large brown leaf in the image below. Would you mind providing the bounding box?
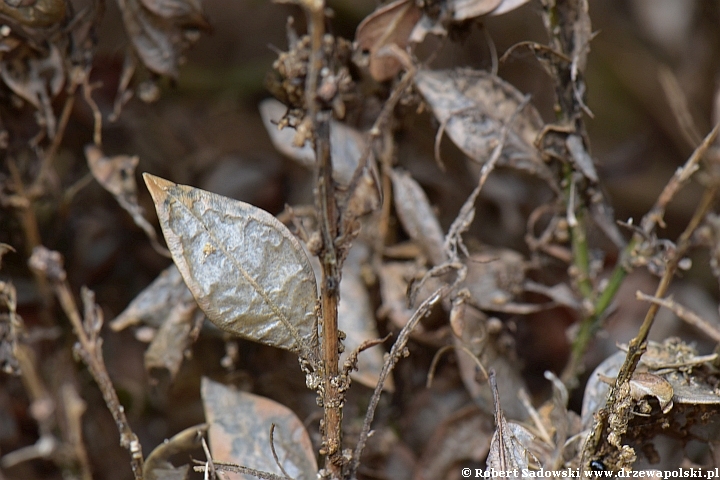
[144,174,318,359]
[202,377,317,480]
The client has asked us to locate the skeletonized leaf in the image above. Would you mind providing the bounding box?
[414,69,554,186]
[390,169,446,266]
[201,377,317,480]
[143,174,318,358]
[355,0,422,81]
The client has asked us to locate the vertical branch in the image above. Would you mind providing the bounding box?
[300,1,344,477]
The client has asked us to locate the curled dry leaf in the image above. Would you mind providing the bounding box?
[110,264,197,331]
[414,69,554,187]
[143,174,318,359]
[355,0,422,82]
[144,423,208,480]
[144,300,201,382]
[201,377,317,480]
[390,169,446,266]
[259,98,368,185]
[117,0,208,78]
[85,145,170,257]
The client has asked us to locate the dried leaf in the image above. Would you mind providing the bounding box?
[117,0,208,78]
[486,372,538,478]
[489,0,532,16]
[453,307,527,420]
[143,174,318,359]
[144,300,199,382]
[259,98,366,185]
[144,424,208,480]
[414,69,554,186]
[413,406,493,480]
[86,145,170,257]
[110,264,197,331]
[201,377,317,480]
[338,243,393,392]
[390,169,446,266]
[450,0,502,21]
[355,0,422,82]
[0,43,64,137]
[462,249,525,311]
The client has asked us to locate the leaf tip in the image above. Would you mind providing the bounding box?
[143,173,174,203]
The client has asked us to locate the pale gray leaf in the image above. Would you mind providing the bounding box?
[259,98,365,185]
[144,174,318,358]
[390,169,446,266]
[415,69,554,186]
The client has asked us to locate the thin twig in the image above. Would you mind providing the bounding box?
[580,182,719,470]
[28,247,145,480]
[349,285,449,480]
[636,292,720,343]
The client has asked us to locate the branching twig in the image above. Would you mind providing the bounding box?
[349,284,450,480]
[28,247,145,480]
[580,181,719,471]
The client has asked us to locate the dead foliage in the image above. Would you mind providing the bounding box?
[1,1,720,479]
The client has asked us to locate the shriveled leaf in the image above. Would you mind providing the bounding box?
[0,43,64,137]
[486,372,538,478]
[339,243,393,392]
[143,174,318,359]
[461,249,537,314]
[452,307,527,420]
[144,300,200,382]
[355,0,421,81]
[413,406,493,480]
[110,264,198,331]
[144,424,208,480]
[450,0,502,21]
[259,98,367,185]
[201,377,317,480]
[414,69,554,186]
[377,261,442,329]
[86,145,170,257]
[117,0,208,78]
[0,0,67,28]
[390,169,446,266]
